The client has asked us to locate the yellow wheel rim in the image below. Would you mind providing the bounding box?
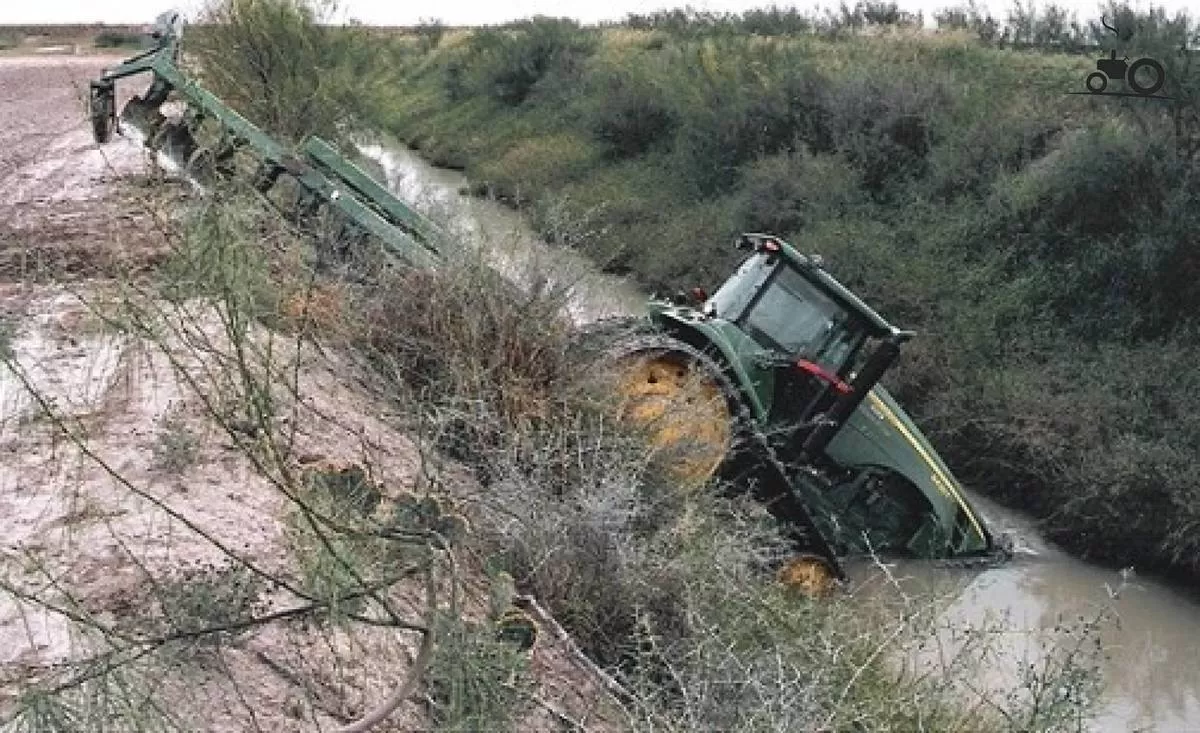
[612,351,732,488]
[778,554,838,598]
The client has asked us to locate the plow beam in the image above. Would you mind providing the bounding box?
[89,14,443,271]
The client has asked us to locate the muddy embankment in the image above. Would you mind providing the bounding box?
[0,56,620,732]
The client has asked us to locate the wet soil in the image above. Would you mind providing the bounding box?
[0,55,178,282]
[0,55,621,732]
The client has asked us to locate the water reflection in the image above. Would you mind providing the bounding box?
[358,142,645,326]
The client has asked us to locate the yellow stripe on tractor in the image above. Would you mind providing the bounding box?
[865,391,987,544]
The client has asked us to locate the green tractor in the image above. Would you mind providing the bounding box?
[590,233,1008,593]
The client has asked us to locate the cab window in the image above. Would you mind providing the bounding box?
[740,265,864,373]
[705,253,773,321]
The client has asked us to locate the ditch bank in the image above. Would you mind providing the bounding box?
[0,54,623,732]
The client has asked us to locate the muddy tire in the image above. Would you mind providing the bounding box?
[571,318,761,491]
[778,553,839,598]
[587,328,751,490]
[579,321,847,583]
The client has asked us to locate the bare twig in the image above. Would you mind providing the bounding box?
[333,552,440,733]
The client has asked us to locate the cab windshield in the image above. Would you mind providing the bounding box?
[737,261,867,374]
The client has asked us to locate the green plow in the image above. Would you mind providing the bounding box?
[88,10,441,270]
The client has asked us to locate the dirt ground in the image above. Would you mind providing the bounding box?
[0,55,619,732]
[0,55,174,281]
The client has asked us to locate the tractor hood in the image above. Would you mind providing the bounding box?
[827,385,991,554]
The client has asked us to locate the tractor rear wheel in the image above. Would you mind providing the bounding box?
[598,332,740,490]
[577,321,845,598]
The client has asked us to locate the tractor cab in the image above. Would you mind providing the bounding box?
[693,233,994,559]
[619,232,999,568]
[706,234,907,454]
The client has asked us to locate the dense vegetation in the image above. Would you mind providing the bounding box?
[338,2,1200,586]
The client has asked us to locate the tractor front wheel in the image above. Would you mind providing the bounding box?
[778,553,839,597]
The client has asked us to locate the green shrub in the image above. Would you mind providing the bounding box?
[415,18,446,54]
[992,123,1167,250]
[982,121,1181,339]
[528,157,690,271]
[922,336,1200,577]
[924,104,1063,202]
[473,133,600,204]
[736,150,863,235]
[820,69,946,196]
[667,37,830,197]
[586,61,678,159]
[189,0,387,144]
[739,7,816,35]
[151,409,201,474]
[427,615,534,732]
[455,18,597,106]
[153,559,269,641]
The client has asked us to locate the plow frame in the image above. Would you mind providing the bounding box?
[89,21,442,271]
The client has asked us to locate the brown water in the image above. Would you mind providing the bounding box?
[362,141,1200,733]
[860,492,1200,731]
[358,142,645,326]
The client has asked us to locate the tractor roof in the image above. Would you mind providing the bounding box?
[737,233,910,341]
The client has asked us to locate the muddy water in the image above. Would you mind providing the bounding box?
[869,493,1200,731]
[362,142,1200,731]
[358,143,645,326]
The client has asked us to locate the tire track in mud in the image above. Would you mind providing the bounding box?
[0,55,174,283]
